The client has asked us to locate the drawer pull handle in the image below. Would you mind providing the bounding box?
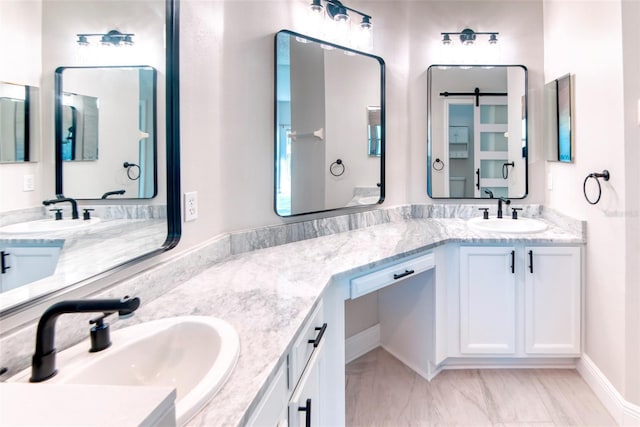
[393,269,414,280]
[308,323,327,348]
[528,250,534,273]
[298,398,312,427]
[1,251,10,274]
[510,250,515,274]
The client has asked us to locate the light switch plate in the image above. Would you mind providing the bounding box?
[184,191,198,222]
[23,174,35,192]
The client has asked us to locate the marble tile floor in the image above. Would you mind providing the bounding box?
[346,348,616,426]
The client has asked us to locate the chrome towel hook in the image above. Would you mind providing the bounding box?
[583,170,610,205]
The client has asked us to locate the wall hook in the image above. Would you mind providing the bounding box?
[502,161,514,179]
[583,170,610,205]
[330,159,345,177]
[432,158,445,171]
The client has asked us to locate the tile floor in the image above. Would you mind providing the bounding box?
[346,348,616,426]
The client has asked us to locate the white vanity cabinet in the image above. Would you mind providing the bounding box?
[0,244,62,292]
[246,294,344,427]
[459,246,517,354]
[523,246,581,355]
[456,245,581,357]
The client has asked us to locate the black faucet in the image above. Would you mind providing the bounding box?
[101,189,126,199]
[497,197,511,219]
[484,189,494,199]
[30,296,140,383]
[42,196,79,220]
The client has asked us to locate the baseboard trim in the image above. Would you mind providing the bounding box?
[345,324,380,364]
[577,354,640,426]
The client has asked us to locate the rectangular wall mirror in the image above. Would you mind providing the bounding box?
[0,0,180,317]
[544,73,573,163]
[427,65,528,199]
[0,82,38,163]
[275,30,385,217]
[56,66,157,199]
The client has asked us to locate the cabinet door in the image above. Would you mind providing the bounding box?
[459,246,517,354]
[246,361,288,426]
[524,246,581,355]
[289,340,325,427]
[0,246,61,292]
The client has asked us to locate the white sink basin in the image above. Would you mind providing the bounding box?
[0,218,101,234]
[11,316,239,426]
[467,217,548,234]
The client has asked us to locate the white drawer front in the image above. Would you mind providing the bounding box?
[290,301,325,387]
[350,252,435,299]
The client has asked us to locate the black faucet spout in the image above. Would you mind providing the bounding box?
[30,296,140,382]
[42,196,79,220]
[497,197,511,219]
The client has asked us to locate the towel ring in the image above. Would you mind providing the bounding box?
[502,161,514,179]
[583,170,610,205]
[432,158,445,171]
[123,161,141,180]
[330,159,345,177]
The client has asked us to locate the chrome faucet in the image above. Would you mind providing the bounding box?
[497,197,511,219]
[30,296,140,382]
[42,196,79,220]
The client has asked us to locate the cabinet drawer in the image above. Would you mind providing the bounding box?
[290,301,325,387]
[350,252,435,299]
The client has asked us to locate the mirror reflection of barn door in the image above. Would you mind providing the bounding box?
[474,96,508,198]
[444,99,474,198]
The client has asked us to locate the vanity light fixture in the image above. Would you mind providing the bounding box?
[306,0,373,51]
[440,28,500,64]
[76,30,135,47]
[441,28,498,46]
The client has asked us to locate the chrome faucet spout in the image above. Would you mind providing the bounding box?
[30,296,140,382]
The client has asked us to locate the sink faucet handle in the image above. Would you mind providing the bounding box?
[89,313,113,353]
[49,209,63,221]
[82,208,95,220]
[511,207,523,220]
[478,208,489,220]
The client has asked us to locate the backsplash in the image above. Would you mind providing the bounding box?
[0,204,166,228]
[0,203,582,380]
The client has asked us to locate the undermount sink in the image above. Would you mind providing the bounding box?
[0,218,101,234]
[10,316,239,426]
[467,216,548,234]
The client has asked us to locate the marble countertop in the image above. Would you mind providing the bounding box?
[130,216,584,426]
[0,218,166,312]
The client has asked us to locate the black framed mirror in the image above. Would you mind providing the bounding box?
[55,66,158,199]
[274,29,385,217]
[427,65,528,199]
[0,82,37,163]
[0,0,180,317]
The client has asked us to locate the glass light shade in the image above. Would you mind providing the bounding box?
[355,18,373,50]
[307,1,325,36]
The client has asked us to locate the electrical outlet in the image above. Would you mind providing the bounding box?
[184,191,198,222]
[23,174,35,192]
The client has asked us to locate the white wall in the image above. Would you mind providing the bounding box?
[0,0,43,213]
[178,0,545,250]
[543,0,639,405]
